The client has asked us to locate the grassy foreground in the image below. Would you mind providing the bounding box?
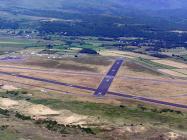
[1,90,187,136]
[30,98,187,131]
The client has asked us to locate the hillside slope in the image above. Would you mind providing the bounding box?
[1,0,187,11]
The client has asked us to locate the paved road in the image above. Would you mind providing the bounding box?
[94,59,124,96]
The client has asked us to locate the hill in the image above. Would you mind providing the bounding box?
[1,0,187,12]
[0,0,187,40]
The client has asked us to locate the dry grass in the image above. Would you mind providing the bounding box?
[100,50,158,60]
[0,74,94,96]
[62,56,112,66]
[117,63,164,78]
[111,78,187,97]
[0,66,102,88]
[22,56,112,74]
[25,59,98,72]
[0,54,187,111]
[152,59,187,69]
[110,77,187,104]
[158,69,187,78]
[173,69,187,75]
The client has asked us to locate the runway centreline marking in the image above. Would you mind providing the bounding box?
[1,69,187,109]
[94,58,124,96]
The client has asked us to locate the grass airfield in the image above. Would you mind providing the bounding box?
[0,37,187,139]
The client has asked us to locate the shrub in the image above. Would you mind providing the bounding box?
[0,108,9,116]
[79,48,98,54]
[15,113,32,120]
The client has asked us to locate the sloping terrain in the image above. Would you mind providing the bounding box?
[1,0,187,11]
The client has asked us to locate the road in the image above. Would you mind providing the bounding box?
[94,58,124,96]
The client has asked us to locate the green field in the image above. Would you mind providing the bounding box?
[0,130,19,140]
[0,38,37,45]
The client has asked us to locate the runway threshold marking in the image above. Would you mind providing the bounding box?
[94,58,124,96]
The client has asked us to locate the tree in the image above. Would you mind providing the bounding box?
[46,44,53,49]
[79,48,98,54]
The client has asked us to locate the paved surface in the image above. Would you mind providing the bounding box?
[0,78,74,94]
[0,71,95,92]
[94,59,124,96]
[108,92,187,109]
[0,65,187,85]
[0,56,23,62]
[1,65,187,109]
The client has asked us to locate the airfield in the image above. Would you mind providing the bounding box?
[0,37,187,139]
[0,48,187,110]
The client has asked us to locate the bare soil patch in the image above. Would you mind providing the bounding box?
[0,98,18,108]
[0,97,95,126]
[1,84,19,91]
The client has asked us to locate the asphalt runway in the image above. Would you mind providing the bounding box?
[94,58,124,96]
[108,92,187,109]
[0,56,23,62]
[0,78,74,94]
[0,71,95,92]
[0,65,187,85]
[0,65,187,109]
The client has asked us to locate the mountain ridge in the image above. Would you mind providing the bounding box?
[0,0,187,11]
